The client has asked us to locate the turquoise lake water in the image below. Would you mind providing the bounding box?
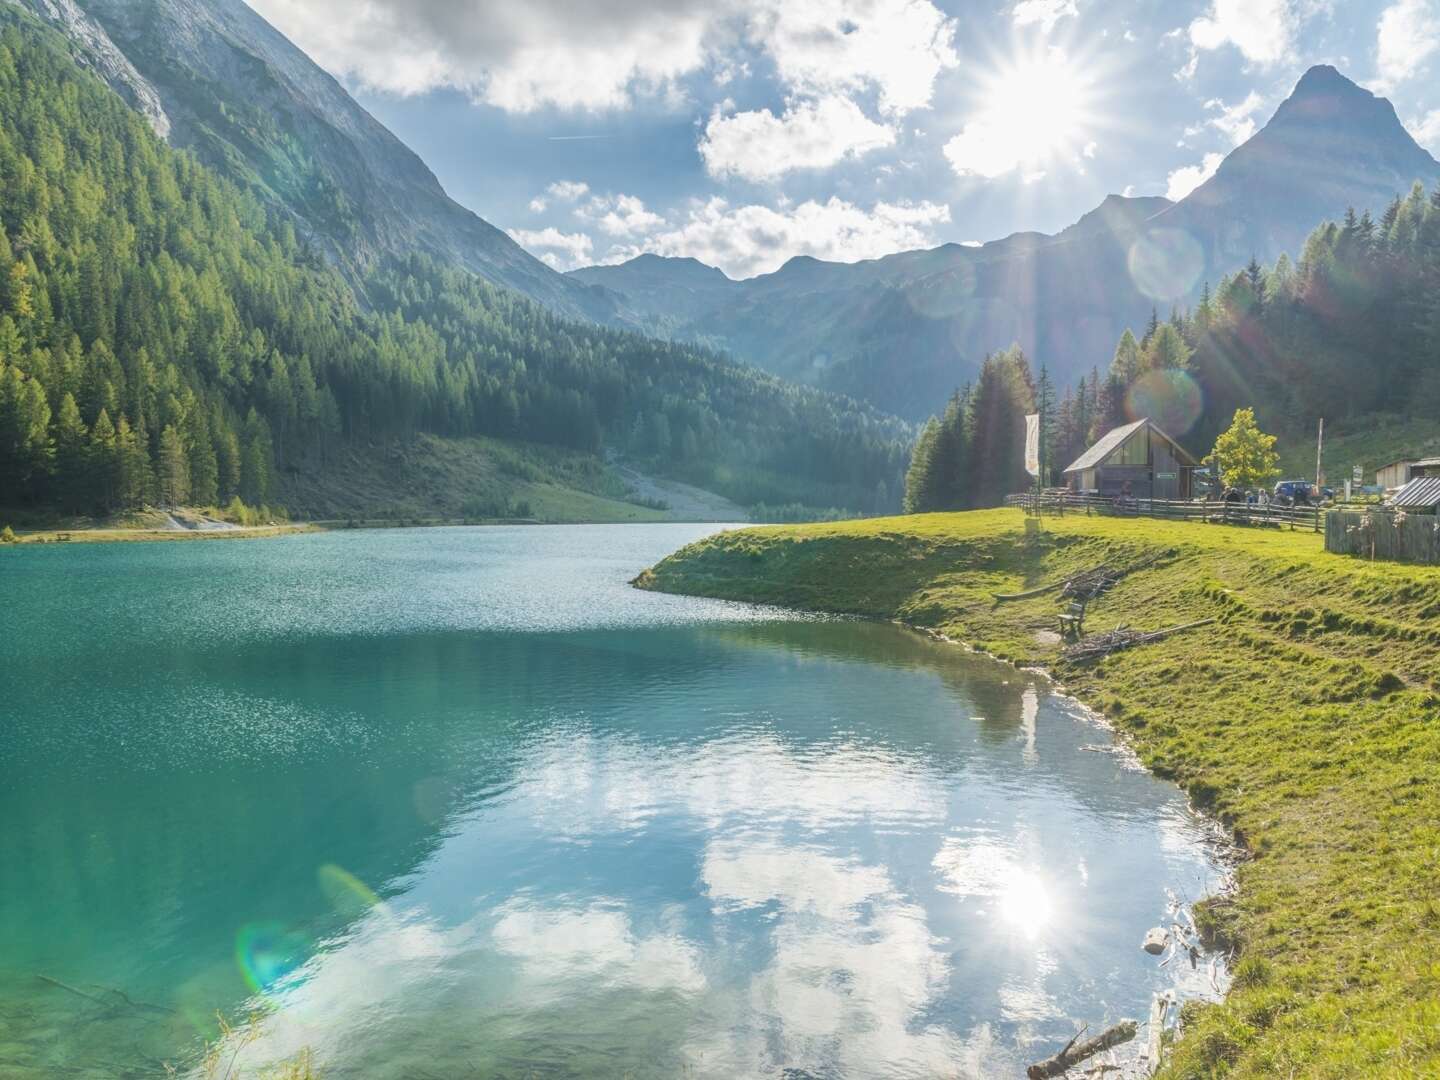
[0,525,1226,1078]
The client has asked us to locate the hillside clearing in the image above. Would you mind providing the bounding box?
[637,509,1440,1079]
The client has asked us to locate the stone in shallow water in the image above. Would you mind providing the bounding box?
[1143,927,1170,955]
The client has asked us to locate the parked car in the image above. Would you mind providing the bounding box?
[1273,480,1316,506]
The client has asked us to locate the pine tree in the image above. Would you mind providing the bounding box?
[902,417,943,514]
[88,408,118,512]
[1110,329,1141,384]
[1034,365,1055,487]
[52,391,87,511]
[157,423,189,508]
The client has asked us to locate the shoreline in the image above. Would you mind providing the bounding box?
[634,508,1440,1078]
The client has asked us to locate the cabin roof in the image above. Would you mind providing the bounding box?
[1062,417,1196,474]
[1392,476,1440,508]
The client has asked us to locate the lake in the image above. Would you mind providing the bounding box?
[0,525,1227,1078]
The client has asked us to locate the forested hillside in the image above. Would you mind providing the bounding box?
[904,184,1440,512]
[0,12,909,519]
[1054,184,1440,473]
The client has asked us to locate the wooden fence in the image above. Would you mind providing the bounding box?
[1324,509,1440,564]
[1004,492,1324,531]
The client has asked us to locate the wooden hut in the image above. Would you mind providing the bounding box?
[1375,458,1415,489]
[1062,418,1199,501]
[1376,457,1440,489]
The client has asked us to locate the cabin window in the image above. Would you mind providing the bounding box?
[1111,431,1149,467]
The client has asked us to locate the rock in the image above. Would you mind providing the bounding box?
[1142,927,1170,955]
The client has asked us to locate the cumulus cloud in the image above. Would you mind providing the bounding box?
[1375,0,1440,92]
[749,0,959,116]
[1188,0,1310,65]
[944,118,1029,179]
[547,180,591,201]
[1011,0,1079,33]
[700,96,896,181]
[247,0,721,111]
[1411,108,1440,152]
[1205,91,1266,145]
[600,196,951,279]
[506,226,594,270]
[248,0,955,120]
[577,193,665,237]
[1165,152,1224,200]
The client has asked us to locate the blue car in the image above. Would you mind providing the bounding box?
[1273,480,1316,506]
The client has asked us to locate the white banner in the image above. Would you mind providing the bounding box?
[1024,413,1040,478]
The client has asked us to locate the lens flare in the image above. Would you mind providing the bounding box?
[1127,228,1204,302]
[235,922,312,995]
[1125,368,1204,435]
[317,863,383,922]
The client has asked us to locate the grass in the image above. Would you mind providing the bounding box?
[637,508,1440,1078]
[1275,414,1440,485]
[275,433,717,524]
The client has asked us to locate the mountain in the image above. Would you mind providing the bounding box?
[1158,65,1440,269]
[0,7,910,522]
[572,66,1440,419]
[11,0,624,324]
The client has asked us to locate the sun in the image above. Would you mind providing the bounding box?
[946,47,1101,180]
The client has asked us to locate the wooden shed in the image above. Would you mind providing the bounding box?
[1376,459,1416,489]
[1062,418,1199,501]
[1376,457,1440,488]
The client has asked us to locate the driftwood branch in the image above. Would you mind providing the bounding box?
[1063,618,1216,662]
[1027,1020,1138,1079]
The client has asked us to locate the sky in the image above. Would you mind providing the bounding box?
[244,0,1440,280]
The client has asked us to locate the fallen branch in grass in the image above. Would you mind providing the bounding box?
[1063,618,1216,663]
[1027,1020,1138,1079]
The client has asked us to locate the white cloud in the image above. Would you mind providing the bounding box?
[1011,0,1079,33]
[1411,108,1440,152]
[1165,151,1224,200]
[944,118,1029,179]
[248,0,956,119]
[748,0,959,116]
[577,193,666,236]
[1205,90,1266,145]
[1188,0,1310,65]
[547,180,591,202]
[700,96,896,181]
[602,196,951,279]
[1175,50,1200,80]
[1376,0,1440,91]
[507,226,594,270]
[247,0,720,111]
[527,197,547,213]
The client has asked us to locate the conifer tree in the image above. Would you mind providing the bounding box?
[157,423,189,508]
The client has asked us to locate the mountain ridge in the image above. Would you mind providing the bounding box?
[571,66,1440,419]
[11,0,628,324]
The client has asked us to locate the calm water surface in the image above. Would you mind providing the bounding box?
[0,525,1226,1077]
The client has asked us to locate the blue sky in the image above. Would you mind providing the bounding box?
[247,0,1440,279]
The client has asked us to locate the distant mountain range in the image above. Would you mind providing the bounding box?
[573,66,1440,419]
[16,2,1439,426]
[13,0,625,324]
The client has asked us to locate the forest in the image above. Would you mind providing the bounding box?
[0,12,910,519]
[905,183,1440,511]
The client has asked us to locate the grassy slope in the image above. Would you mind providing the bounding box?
[1275,416,1440,484]
[275,433,670,523]
[637,509,1440,1078]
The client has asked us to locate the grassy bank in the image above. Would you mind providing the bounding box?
[637,509,1440,1078]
